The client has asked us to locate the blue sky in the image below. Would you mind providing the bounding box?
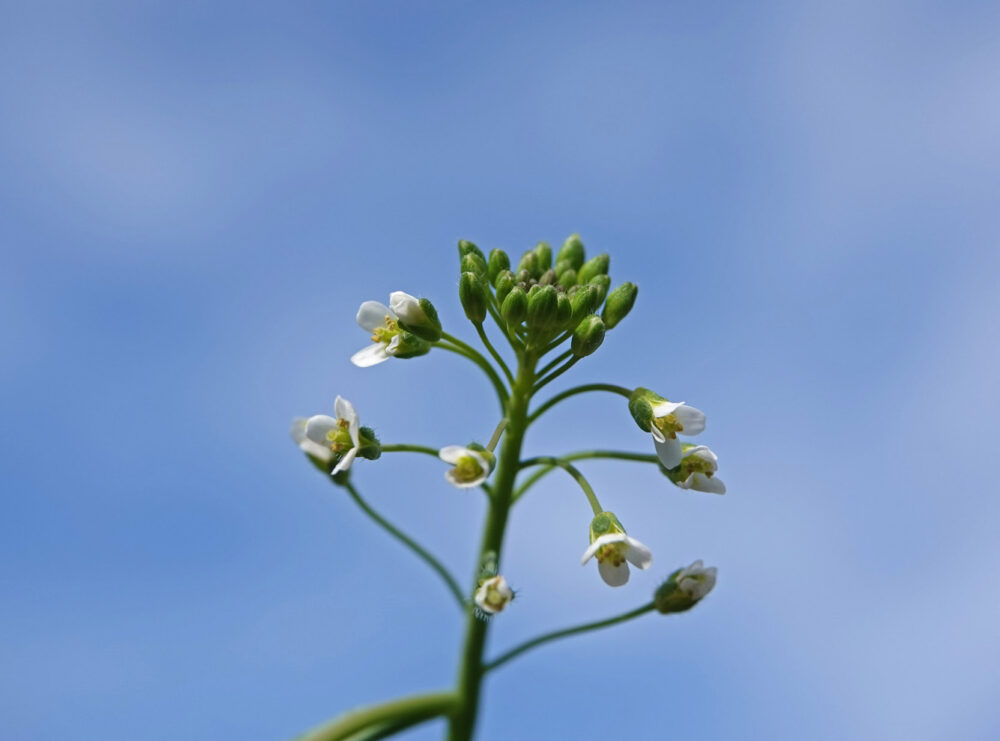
[2,2,999,739]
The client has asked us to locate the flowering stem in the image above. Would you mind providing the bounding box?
[517,457,603,515]
[482,602,656,673]
[294,690,457,741]
[473,323,515,386]
[447,357,537,741]
[380,443,440,457]
[535,349,573,378]
[435,341,510,408]
[539,331,572,356]
[511,449,658,503]
[531,356,580,393]
[342,482,465,608]
[527,383,632,425]
[485,418,508,452]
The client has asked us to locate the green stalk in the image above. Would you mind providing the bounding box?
[512,449,658,503]
[294,691,456,741]
[517,456,603,515]
[447,357,537,741]
[527,383,632,425]
[483,603,655,672]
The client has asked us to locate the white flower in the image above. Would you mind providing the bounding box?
[439,445,490,488]
[474,575,513,614]
[674,559,717,601]
[351,300,404,367]
[300,396,361,474]
[388,291,425,325]
[290,418,334,463]
[649,400,706,468]
[674,445,726,494]
[581,532,653,587]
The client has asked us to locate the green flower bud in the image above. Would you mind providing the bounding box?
[557,268,578,290]
[653,561,718,614]
[557,234,586,270]
[628,387,656,433]
[601,282,638,329]
[578,253,610,284]
[461,252,488,278]
[459,271,488,324]
[501,286,528,324]
[494,269,516,303]
[357,426,382,461]
[538,268,558,286]
[518,251,539,278]
[572,314,606,357]
[391,330,432,359]
[533,241,552,272]
[487,248,511,283]
[556,292,573,327]
[516,268,533,285]
[526,284,558,328]
[569,284,601,322]
[588,274,611,304]
[458,240,485,260]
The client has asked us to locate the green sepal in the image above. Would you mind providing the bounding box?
[526,284,558,328]
[518,250,539,278]
[494,270,516,302]
[397,297,442,342]
[357,426,382,460]
[628,387,655,432]
[569,284,600,322]
[461,252,488,278]
[588,274,611,304]
[459,272,488,324]
[557,234,586,270]
[392,331,432,359]
[555,292,573,327]
[465,441,496,471]
[538,268,558,286]
[488,248,511,283]
[571,314,606,357]
[578,253,610,283]
[557,268,578,289]
[589,510,625,540]
[602,282,638,329]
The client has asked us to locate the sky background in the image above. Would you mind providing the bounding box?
[2,1,999,739]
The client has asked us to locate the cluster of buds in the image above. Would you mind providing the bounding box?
[458,236,637,357]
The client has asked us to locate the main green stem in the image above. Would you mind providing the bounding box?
[447,356,536,741]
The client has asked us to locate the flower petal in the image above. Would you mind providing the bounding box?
[351,342,391,367]
[580,533,628,565]
[356,301,393,331]
[290,417,309,444]
[385,334,402,355]
[445,469,485,488]
[651,400,685,418]
[623,537,653,570]
[598,559,630,587]
[304,415,338,445]
[389,291,421,324]
[334,395,360,446]
[683,444,718,468]
[654,437,683,468]
[672,404,706,436]
[439,445,468,464]
[690,473,726,494]
[332,446,358,474]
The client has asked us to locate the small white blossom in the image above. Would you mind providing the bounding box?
[351,300,403,367]
[674,559,717,601]
[674,445,726,494]
[388,291,425,326]
[649,400,706,468]
[581,532,653,587]
[290,418,334,463]
[300,396,361,474]
[439,445,490,488]
[474,575,513,614]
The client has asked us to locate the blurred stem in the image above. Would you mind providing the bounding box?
[474,323,515,385]
[381,443,440,457]
[517,456,603,515]
[531,356,580,393]
[512,449,658,503]
[294,691,456,741]
[448,354,537,741]
[483,603,656,672]
[535,349,572,378]
[342,482,465,608]
[527,383,632,425]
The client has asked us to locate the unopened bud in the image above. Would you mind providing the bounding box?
[557,234,586,270]
[601,282,638,329]
[572,314,606,357]
[459,271,488,324]
[533,241,552,272]
[578,253,610,283]
[526,284,558,328]
[488,248,510,283]
[538,268,558,286]
[458,240,485,260]
[557,268,578,289]
[628,387,657,433]
[494,270,516,302]
[556,292,573,327]
[588,274,611,304]
[653,560,717,614]
[461,252,488,278]
[569,284,600,322]
[501,286,528,324]
[518,251,539,278]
